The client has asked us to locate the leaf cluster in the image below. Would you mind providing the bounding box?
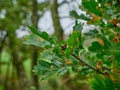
[24,0,120,89]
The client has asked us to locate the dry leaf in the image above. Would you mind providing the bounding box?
[91,14,101,22]
[109,19,120,25]
[97,38,104,46]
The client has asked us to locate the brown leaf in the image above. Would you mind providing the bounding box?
[91,14,101,22]
[109,19,120,25]
[113,33,120,43]
[97,38,104,46]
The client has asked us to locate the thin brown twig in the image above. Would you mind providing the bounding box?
[102,67,111,71]
[70,53,105,75]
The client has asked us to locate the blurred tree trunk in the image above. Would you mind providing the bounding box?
[50,0,63,41]
[3,59,11,90]
[31,0,40,90]
[50,1,76,90]
[50,1,64,90]
[0,32,7,74]
[8,32,29,90]
[50,1,88,90]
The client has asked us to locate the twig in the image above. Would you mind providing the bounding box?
[102,67,111,71]
[70,53,105,75]
[59,0,69,7]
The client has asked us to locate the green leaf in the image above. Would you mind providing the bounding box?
[73,22,83,31]
[106,9,113,15]
[91,75,120,90]
[57,67,68,76]
[23,34,50,47]
[34,60,60,80]
[84,29,99,38]
[41,68,58,80]
[34,60,51,75]
[70,10,90,20]
[40,50,53,60]
[88,41,103,52]
[70,10,79,19]
[53,60,62,67]
[28,26,54,43]
[80,14,90,21]
[82,0,102,16]
[114,53,120,62]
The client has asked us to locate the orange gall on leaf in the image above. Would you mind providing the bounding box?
[116,33,120,40]
[87,14,101,24]
[104,3,109,6]
[50,65,54,70]
[103,71,109,76]
[40,38,44,42]
[96,61,102,70]
[113,37,119,43]
[97,38,104,46]
[110,56,114,62]
[61,44,67,50]
[91,14,101,22]
[109,19,120,27]
[113,34,120,43]
[109,19,120,25]
[65,59,71,64]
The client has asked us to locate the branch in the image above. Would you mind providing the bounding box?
[70,53,105,75]
[38,8,48,19]
[60,16,70,19]
[102,66,111,71]
[58,0,69,7]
